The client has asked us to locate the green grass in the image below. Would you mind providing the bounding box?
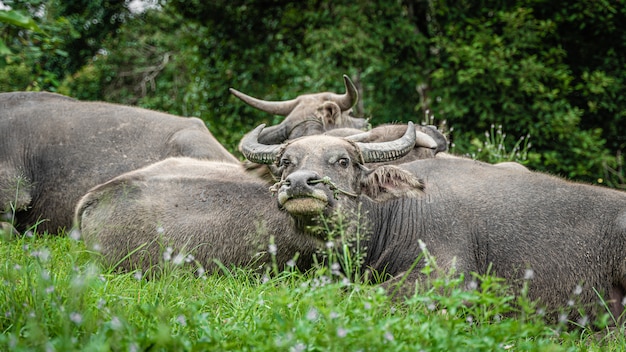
[1,230,625,351]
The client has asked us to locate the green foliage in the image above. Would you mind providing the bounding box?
[426,3,623,183]
[0,9,44,54]
[0,0,129,91]
[462,124,535,165]
[2,0,625,186]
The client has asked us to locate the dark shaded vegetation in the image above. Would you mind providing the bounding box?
[1,0,624,187]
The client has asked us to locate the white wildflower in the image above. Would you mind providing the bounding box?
[173,253,185,265]
[573,285,583,295]
[196,267,206,278]
[290,342,306,352]
[306,308,319,321]
[33,248,51,262]
[110,316,122,330]
[418,240,427,252]
[69,229,81,241]
[69,312,83,324]
[163,247,173,261]
[524,269,534,280]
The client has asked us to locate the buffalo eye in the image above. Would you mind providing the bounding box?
[337,158,350,168]
[279,158,292,167]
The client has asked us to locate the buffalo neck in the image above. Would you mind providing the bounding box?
[358,196,425,278]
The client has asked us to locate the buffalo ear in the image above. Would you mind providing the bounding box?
[360,165,424,202]
[316,102,342,128]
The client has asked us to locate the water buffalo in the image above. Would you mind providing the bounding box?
[74,128,420,274]
[232,75,454,182]
[232,74,523,172]
[0,91,237,234]
[241,124,626,324]
[230,75,370,144]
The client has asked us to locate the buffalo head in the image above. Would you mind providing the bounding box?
[230,75,369,144]
[240,122,424,226]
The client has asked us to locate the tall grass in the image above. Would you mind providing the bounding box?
[1,227,624,351]
[468,124,532,164]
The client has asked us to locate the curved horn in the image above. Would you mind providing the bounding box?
[347,124,438,149]
[415,131,438,149]
[229,88,300,116]
[355,122,416,163]
[239,124,284,164]
[324,74,358,111]
[256,124,290,145]
[344,130,371,142]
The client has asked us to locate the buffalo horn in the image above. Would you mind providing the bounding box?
[323,74,359,111]
[229,88,300,116]
[355,122,417,163]
[239,124,284,164]
[347,126,438,150]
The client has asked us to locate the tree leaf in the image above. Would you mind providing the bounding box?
[0,9,45,34]
[0,39,11,55]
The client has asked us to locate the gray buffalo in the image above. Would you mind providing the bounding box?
[74,130,419,273]
[240,124,626,324]
[75,121,626,324]
[232,75,453,182]
[0,91,237,234]
[230,75,370,144]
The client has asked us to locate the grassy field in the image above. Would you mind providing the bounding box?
[1,229,625,351]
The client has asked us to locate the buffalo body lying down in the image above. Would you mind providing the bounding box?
[0,91,237,233]
[77,124,626,324]
[75,127,419,272]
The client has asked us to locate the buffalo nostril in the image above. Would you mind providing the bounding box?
[284,171,321,193]
[306,177,320,186]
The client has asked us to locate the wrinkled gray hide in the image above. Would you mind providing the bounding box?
[0,92,237,233]
[242,127,626,325]
[75,128,420,274]
[75,158,323,274]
